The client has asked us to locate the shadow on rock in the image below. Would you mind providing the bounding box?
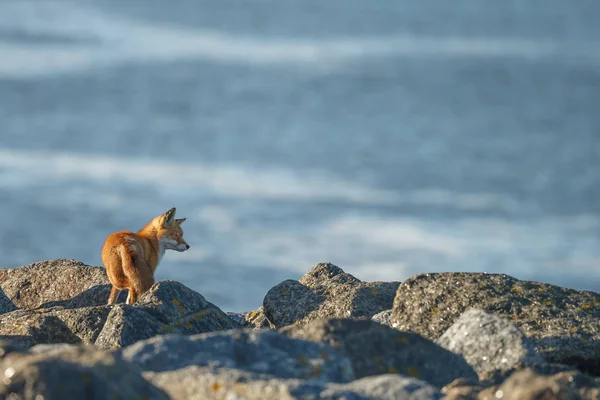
[0,287,17,316]
[40,284,127,309]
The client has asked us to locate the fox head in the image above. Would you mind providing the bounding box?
[154,207,190,252]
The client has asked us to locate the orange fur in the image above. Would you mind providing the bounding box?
[101,207,189,305]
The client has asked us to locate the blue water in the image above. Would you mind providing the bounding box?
[0,0,599,311]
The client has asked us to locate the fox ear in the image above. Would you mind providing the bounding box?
[163,207,176,227]
[175,218,186,225]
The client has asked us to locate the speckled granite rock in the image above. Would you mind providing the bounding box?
[95,281,241,349]
[443,367,600,400]
[121,329,355,382]
[229,306,274,330]
[0,306,111,348]
[0,289,17,316]
[390,272,600,375]
[322,374,443,400]
[436,308,546,379]
[0,343,169,399]
[135,280,240,332]
[281,318,477,388]
[0,259,111,309]
[94,304,165,349]
[146,367,443,400]
[0,279,239,350]
[263,262,400,328]
[371,309,393,327]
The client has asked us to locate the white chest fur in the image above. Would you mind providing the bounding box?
[158,241,167,263]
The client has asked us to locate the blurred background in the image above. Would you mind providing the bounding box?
[0,0,599,312]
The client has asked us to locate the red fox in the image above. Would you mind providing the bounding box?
[101,207,190,305]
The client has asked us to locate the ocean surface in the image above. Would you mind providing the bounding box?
[0,0,599,312]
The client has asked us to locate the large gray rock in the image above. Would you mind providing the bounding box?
[281,318,477,388]
[95,280,241,349]
[0,306,111,348]
[45,283,127,309]
[0,288,17,316]
[0,259,111,309]
[145,366,443,400]
[0,280,239,350]
[371,309,393,327]
[390,272,600,375]
[94,304,166,349]
[322,375,443,400]
[135,280,240,333]
[0,344,169,399]
[121,329,355,383]
[263,262,400,328]
[227,306,274,330]
[443,368,600,400]
[436,308,546,379]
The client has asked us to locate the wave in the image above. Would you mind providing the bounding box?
[0,2,598,78]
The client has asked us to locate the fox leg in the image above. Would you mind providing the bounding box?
[125,256,154,305]
[107,286,121,305]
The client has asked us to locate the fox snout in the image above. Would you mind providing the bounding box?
[177,241,190,252]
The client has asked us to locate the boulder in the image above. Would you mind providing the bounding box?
[228,306,274,330]
[121,329,355,382]
[390,272,600,375]
[45,283,127,309]
[281,318,477,388]
[443,368,600,400]
[322,374,443,400]
[95,280,241,349]
[482,369,600,400]
[371,309,393,327]
[0,279,240,350]
[0,344,169,399]
[263,262,400,328]
[135,280,240,333]
[145,366,443,400]
[0,259,112,309]
[0,306,111,348]
[435,308,546,379]
[0,288,17,316]
[94,304,166,350]
[144,366,303,400]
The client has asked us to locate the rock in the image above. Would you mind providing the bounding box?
[0,279,238,350]
[0,339,30,356]
[322,374,443,400]
[435,308,546,379]
[0,344,169,399]
[0,259,111,309]
[121,329,355,383]
[0,306,111,348]
[228,306,274,330]
[28,343,81,355]
[135,280,241,333]
[145,366,443,400]
[46,283,127,309]
[0,289,17,316]
[281,318,477,388]
[143,366,301,400]
[372,309,393,327]
[94,304,166,349]
[95,281,240,349]
[444,368,600,400]
[485,368,600,400]
[226,311,246,325]
[263,262,400,328]
[390,272,600,375]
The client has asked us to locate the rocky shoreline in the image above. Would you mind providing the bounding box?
[0,259,598,399]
